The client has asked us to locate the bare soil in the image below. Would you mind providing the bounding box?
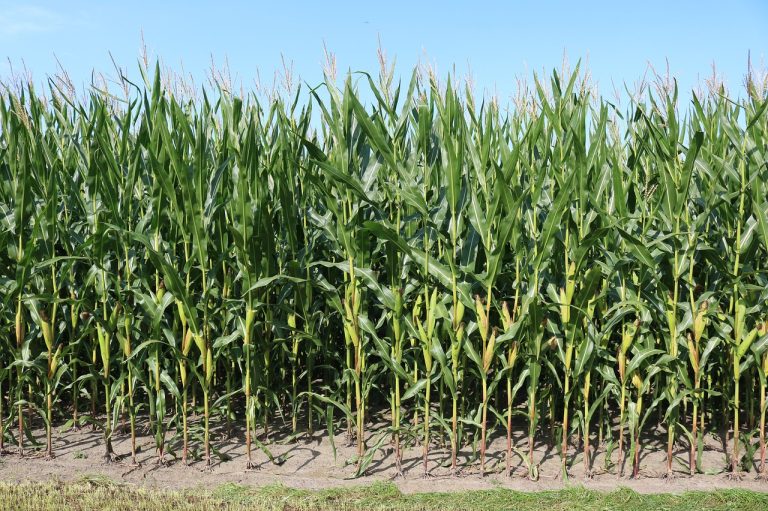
[1,416,767,494]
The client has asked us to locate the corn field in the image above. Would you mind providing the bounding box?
[1,61,768,481]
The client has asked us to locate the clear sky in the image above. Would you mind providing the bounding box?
[1,1,767,104]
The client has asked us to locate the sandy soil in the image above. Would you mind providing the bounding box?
[1,415,767,494]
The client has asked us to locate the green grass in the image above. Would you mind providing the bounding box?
[1,479,767,511]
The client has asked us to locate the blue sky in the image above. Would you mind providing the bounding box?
[2,1,767,104]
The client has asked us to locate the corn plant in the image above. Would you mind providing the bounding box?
[0,59,767,482]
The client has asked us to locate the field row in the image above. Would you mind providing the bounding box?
[1,62,767,481]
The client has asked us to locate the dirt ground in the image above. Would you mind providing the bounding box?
[1,416,767,494]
